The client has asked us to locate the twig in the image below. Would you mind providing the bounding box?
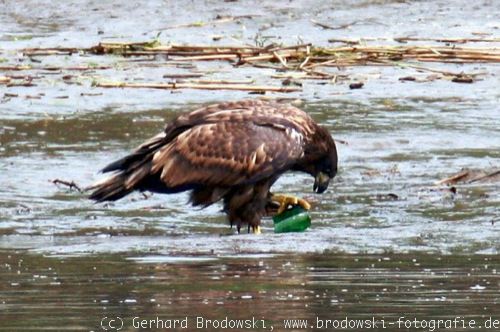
[0,65,32,71]
[299,56,310,69]
[311,19,359,30]
[266,43,311,52]
[301,68,335,79]
[170,43,262,50]
[304,58,339,69]
[271,72,340,80]
[189,79,255,84]
[468,169,500,183]
[434,170,469,185]
[95,81,301,92]
[334,138,349,145]
[328,38,361,45]
[394,36,500,44]
[171,54,239,61]
[273,51,289,68]
[52,179,83,192]
[0,65,110,71]
[162,73,204,79]
[7,82,36,87]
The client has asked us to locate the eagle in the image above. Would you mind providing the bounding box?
[89,99,338,234]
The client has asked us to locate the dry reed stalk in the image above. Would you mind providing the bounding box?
[189,79,255,84]
[468,170,500,183]
[12,41,499,90]
[0,65,32,71]
[172,54,239,61]
[435,170,469,185]
[95,81,300,92]
[394,37,500,43]
[170,44,262,50]
[273,51,289,68]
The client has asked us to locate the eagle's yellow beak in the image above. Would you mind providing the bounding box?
[313,171,330,194]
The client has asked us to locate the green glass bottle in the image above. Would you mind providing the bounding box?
[273,206,311,233]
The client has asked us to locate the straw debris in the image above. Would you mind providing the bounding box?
[9,39,500,92]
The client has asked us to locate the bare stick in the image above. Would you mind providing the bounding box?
[394,36,500,43]
[95,81,301,92]
[171,54,239,61]
[273,51,289,68]
[52,179,83,192]
[299,56,310,69]
[468,169,500,183]
[311,19,359,30]
[434,170,469,185]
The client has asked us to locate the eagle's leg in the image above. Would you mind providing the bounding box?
[270,193,311,214]
[225,182,270,235]
[229,210,261,235]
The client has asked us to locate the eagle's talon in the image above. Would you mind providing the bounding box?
[252,225,262,234]
[271,194,311,214]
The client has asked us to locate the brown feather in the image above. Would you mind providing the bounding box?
[150,120,303,190]
[190,187,229,207]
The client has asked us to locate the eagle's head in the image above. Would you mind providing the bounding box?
[296,125,338,194]
[313,147,338,193]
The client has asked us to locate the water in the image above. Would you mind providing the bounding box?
[1,252,500,331]
[1,0,499,330]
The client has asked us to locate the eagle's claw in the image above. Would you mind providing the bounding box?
[271,194,311,214]
[252,225,262,234]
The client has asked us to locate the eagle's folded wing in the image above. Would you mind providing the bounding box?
[151,121,305,188]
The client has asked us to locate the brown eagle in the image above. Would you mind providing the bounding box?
[89,99,337,234]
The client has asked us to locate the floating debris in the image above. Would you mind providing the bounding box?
[470,284,486,290]
[9,39,498,93]
[51,179,83,192]
[435,169,500,185]
[94,81,300,93]
[349,82,364,89]
[451,75,474,84]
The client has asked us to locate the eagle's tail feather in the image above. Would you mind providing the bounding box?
[89,135,165,202]
[89,159,155,202]
[100,133,166,173]
[88,173,134,202]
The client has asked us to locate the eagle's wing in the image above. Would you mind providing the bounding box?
[151,120,305,188]
[163,100,315,143]
[89,100,312,202]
